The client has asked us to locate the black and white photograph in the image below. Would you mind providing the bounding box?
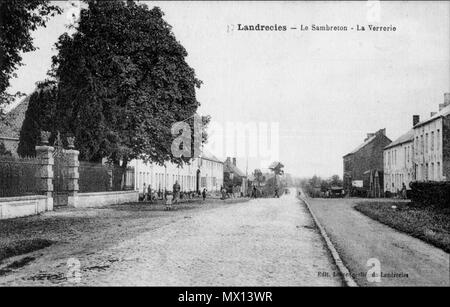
[0,0,449,293]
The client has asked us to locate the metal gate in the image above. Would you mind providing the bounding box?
[52,133,69,207]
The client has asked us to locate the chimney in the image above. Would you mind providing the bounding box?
[431,112,437,117]
[226,157,231,164]
[439,104,445,111]
[445,92,450,106]
[413,115,420,127]
[232,157,236,166]
[365,133,375,141]
[378,128,386,136]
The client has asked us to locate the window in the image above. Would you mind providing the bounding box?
[437,130,440,152]
[425,133,428,154]
[405,147,407,166]
[421,135,424,154]
[201,177,206,188]
[431,131,434,151]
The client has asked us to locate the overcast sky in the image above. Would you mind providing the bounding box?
[5,1,450,178]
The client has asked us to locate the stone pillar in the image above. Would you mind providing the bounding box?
[35,145,54,211]
[65,149,80,207]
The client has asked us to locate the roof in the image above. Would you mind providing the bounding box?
[0,95,30,140]
[200,150,223,164]
[223,160,246,177]
[344,134,377,157]
[414,104,450,128]
[384,129,414,150]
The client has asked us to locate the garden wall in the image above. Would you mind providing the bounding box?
[0,195,52,220]
[75,190,138,208]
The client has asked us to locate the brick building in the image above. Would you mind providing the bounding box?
[343,128,392,197]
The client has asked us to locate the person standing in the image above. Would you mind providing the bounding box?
[147,183,152,203]
[173,180,181,204]
[401,182,407,199]
[202,188,207,201]
[220,186,226,200]
[142,183,147,202]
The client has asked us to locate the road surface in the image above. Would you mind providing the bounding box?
[305,197,450,286]
[0,190,342,286]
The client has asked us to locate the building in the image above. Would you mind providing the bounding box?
[132,150,224,195]
[0,96,30,157]
[412,93,450,182]
[223,157,247,194]
[383,119,416,194]
[343,128,392,197]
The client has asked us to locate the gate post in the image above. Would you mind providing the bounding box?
[65,147,80,207]
[35,144,54,211]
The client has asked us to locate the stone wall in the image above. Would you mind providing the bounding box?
[75,190,138,208]
[0,195,51,220]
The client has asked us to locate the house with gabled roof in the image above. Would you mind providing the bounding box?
[223,157,247,194]
[343,128,391,197]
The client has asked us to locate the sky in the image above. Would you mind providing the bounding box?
[5,1,450,178]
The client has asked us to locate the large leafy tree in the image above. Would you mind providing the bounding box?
[0,0,62,116]
[51,0,208,168]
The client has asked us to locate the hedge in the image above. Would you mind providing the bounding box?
[409,181,450,207]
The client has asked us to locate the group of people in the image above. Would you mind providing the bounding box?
[220,185,245,200]
[141,181,208,210]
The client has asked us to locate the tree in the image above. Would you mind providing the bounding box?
[269,161,285,176]
[0,0,62,116]
[329,174,343,187]
[17,81,58,157]
[252,169,264,187]
[269,161,284,188]
[51,1,208,168]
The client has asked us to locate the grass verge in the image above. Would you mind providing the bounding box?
[354,201,450,253]
[0,239,53,263]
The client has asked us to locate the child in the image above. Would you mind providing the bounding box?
[165,193,173,211]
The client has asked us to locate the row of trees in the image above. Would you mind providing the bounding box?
[2,1,209,171]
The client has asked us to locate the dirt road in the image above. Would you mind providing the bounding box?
[0,191,342,286]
